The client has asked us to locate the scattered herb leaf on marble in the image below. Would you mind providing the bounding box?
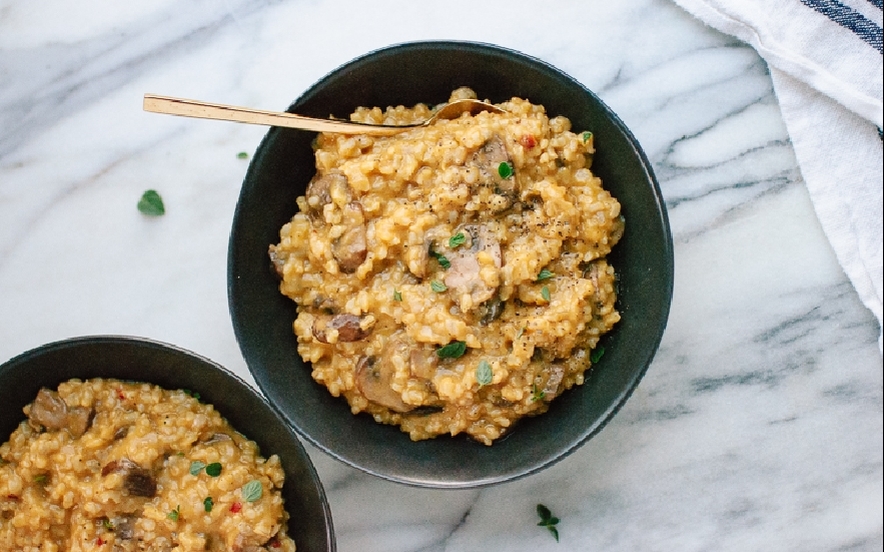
[237,151,249,159]
[536,503,560,542]
[137,189,165,216]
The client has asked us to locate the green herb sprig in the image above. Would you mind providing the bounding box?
[476,360,493,387]
[137,189,165,216]
[437,341,467,359]
[536,503,560,542]
[430,249,451,269]
[448,232,466,248]
[242,480,263,503]
[190,461,222,477]
[167,505,180,522]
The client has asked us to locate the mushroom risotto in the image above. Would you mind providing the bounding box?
[0,379,296,551]
[269,87,624,445]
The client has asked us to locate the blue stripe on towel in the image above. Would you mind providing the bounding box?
[867,0,882,11]
[801,0,883,53]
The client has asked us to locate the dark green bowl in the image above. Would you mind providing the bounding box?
[229,41,673,488]
[0,336,335,552]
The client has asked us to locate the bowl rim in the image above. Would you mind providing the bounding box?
[0,334,337,551]
[229,39,674,488]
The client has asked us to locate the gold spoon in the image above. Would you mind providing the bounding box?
[142,94,504,136]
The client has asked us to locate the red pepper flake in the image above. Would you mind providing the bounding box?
[116,387,126,401]
[269,537,281,548]
[6,494,19,501]
[229,502,242,513]
[520,134,537,149]
[96,537,105,545]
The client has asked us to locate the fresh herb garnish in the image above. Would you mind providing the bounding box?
[182,389,201,401]
[393,290,402,301]
[33,474,47,484]
[137,189,165,216]
[536,269,554,281]
[498,161,514,179]
[102,518,115,530]
[189,461,207,476]
[448,232,466,248]
[203,496,214,512]
[590,346,605,364]
[530,383,546,402]
[430,250,451,269]
[437,341,467,359]
[582,131,593,143]
[205,462,222,477]
[167,505,180,522]
[236,151,249,159]
[430,280,448,293]
[536,503,560,542]
[476,360,493,387]
[541,286,551,302]
[515,327,526,340]
[242,480,263,503]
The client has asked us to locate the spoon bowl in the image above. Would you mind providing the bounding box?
[143,94,503,136]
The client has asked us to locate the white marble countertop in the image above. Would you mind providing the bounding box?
[1,1,881,550]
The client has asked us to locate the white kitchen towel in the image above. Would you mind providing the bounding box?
[670,0,883,352]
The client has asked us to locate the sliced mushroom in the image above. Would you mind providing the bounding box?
[201,432,233,445]
[471,135,513,189]
[332,201,368,273]
[477,296,505,326]
[304,171,347,214]
[404,241,430,279]
[112,515,136,540]
[409,347,439,381]
[268,246,286,279]
[540,364,566,401]
[312,313,370,343]
[610,214,625,245]
[27,388,94,437]
[444,224,503,310]
[102,458,156,498]
[354,356,414,413]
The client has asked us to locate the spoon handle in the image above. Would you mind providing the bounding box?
[142,94,409,136]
